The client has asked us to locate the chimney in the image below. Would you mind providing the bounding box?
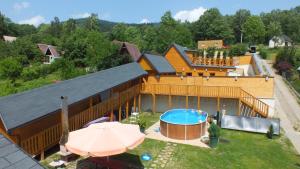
[59,96,69,146]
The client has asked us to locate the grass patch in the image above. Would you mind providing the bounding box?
[42,112,300,169]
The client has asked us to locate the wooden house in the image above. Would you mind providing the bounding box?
[0,63,147,157]
[37,44,61,64]
[164,44,236,77]
[113,41,141,61]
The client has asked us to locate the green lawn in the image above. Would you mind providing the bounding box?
[41,112,300,169]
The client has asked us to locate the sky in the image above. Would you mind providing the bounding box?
[0,0,299,26]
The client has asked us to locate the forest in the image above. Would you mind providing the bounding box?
[0,7,300,96]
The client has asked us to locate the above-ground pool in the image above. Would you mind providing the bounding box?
[160,109,207,140]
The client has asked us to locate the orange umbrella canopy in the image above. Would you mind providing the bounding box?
[65,122,145,157]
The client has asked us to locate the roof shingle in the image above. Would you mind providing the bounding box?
[0,134,45,169]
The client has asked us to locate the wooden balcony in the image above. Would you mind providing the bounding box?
[141,83,269,118]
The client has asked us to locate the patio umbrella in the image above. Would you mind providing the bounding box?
[65,122,145,157]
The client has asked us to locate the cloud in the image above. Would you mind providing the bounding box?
[13,2,30,11]
[174,7,207,22]
[19,15,46,27]
[71,12,91,19]
[140,18,150,24]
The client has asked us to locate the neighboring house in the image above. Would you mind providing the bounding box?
[269,35,292,48]
[112,40,141,61]
[37,44,61,64]
[2,35,17,42]
[198,40,223,49]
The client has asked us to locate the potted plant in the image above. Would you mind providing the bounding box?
[138,119,146,133]
[208,122,221,148]
[267,124,274,139]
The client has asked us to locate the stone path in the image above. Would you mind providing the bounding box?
[146,142,177,169]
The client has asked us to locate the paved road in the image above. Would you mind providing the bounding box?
[274,74,300,154]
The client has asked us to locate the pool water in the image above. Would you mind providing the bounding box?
[160,109,207,125]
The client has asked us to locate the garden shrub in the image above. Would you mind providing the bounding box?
[229,43,247,56]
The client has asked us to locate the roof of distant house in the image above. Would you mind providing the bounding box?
[3,35,17,42]
[271,35,292,42]
[113,40,141,61]
[168,43,235,69]
[0,134,45,169]
[0,62,147,132]
[37,44,60,57]
[138,53,175,74]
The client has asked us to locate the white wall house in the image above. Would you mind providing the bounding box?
[269,35,292,48]
[37,44,61,64]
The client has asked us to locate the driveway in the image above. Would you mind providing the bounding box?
[261,57,300,154]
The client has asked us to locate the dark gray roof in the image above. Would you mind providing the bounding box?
[0,63,147,132]
[170,43,235,69]
[272,35,292,42]
[0,134,45,169]
[141,53,175,74]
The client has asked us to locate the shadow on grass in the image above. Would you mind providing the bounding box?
[76,153,144,169]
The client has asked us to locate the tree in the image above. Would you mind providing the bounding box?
[85,13,100,31]
[111,23,127,41]
[242,16,266,44]
[13,36,42,62]
[155,11,193,53]
[64,18,77,35]
[0,12,8,38]
[232,9,251,43]
[0,57,23,84]
[48,17,62,37]
[266,21,282,45]
[85,31,115,70]
[194,8,234,44]
[61,29,88,67]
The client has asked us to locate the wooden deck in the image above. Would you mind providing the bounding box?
[141,83,269,118]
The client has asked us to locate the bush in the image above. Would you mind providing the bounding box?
[0,58,23,84]
[206,47,216,57]
[229,44,247,56]
[21,67,39,81]
[208,122,221,138]
[259,48,268,59]
[267,125,274,139]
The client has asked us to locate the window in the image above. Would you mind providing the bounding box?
[186,72,192,76]
[210,73,215,77]
[198,72,204,76]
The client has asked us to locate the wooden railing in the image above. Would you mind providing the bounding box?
[20,84,141,155]
[141,83,268,118]
[192,57,234,66]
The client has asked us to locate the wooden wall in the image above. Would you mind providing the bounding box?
[146,75,274,98]
[165,46,233,76]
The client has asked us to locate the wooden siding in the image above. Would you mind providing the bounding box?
[138,57,154,72]
[141,83,269,117]
[165,46,192,72]
[146,75,274,98]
